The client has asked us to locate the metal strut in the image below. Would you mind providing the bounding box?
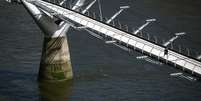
[82,0,97,14]
[97,0,103,21]
[163,32,186,47]
[72,0,86,11]
[197,55,201,60]
[133,19,156,35]
[106,6,130,24]
[59,0,67,6]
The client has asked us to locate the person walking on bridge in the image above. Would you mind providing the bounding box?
[164,47,169,63]
[164,47,168,56]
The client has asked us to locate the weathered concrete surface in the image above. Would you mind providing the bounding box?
[21,0,73,82]
[38,37,73,82]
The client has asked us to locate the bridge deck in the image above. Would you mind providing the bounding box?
[33,0,201,76]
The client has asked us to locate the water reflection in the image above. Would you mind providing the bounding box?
[38,80,73,101]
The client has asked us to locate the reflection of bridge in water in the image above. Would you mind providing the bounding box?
[9,0,201,81]
[39,81,73,101]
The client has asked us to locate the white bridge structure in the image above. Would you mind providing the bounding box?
[8,0,201,81]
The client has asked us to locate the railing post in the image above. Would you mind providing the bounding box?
[112,20,115,26]
[170,42,173,49]
[118,21,122,29]
[147,33,150,40]
[125,24,129,32]
[93,12,96,19]
[139,31,143,37]
[187,48,190,56]
[178,45,181,53]
[154,36,158,43]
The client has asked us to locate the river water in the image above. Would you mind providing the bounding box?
[0,0,201,101]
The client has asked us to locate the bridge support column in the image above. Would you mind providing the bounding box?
[22,0,73,82]
[38,36,73,82]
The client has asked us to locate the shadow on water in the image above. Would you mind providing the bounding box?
[38,80,73,101]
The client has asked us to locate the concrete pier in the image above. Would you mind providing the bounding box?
[39,36,73,82]
[22,0,73,82]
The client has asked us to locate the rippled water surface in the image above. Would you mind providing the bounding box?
[1,0,201,101]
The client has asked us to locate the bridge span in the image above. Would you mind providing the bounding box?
[17,0,201,82]
[32,0,201,76]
